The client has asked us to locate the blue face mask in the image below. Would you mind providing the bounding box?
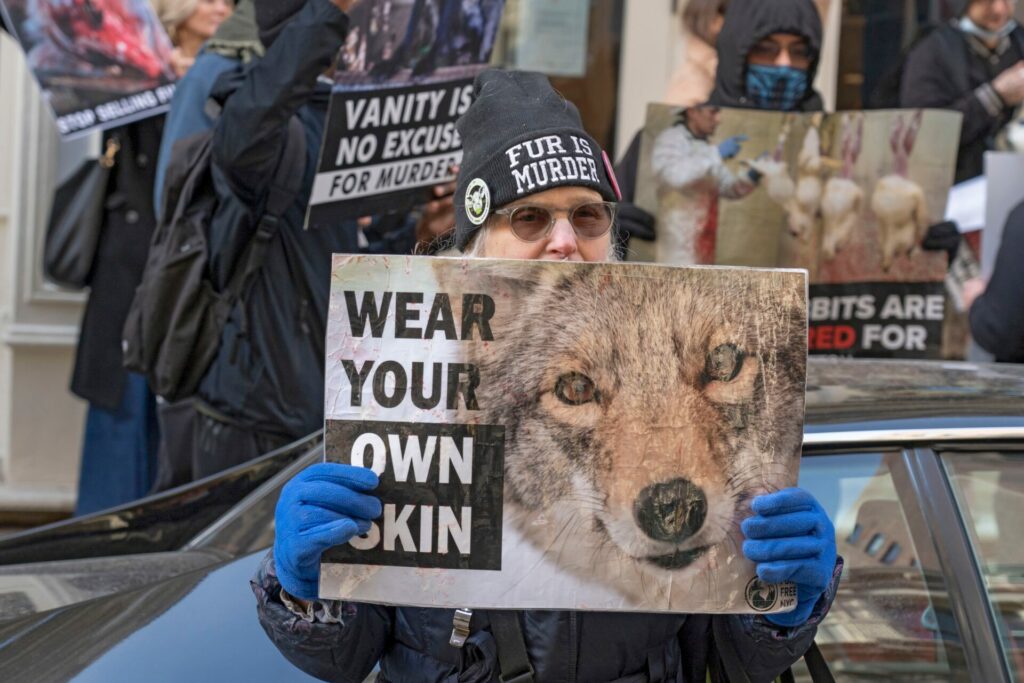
[745,64,809,111]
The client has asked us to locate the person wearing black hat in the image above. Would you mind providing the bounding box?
[900,0,1024,183]
[254,69,841,683]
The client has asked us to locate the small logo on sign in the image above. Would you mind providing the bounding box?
[465,179,491,226]
[745,577,779,612]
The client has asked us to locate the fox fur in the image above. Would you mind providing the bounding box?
[436,260,807,606]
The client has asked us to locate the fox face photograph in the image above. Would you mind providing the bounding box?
[320,256,808,613]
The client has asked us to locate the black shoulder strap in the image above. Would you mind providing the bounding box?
[711,617,752,683]
[488,611,535,683]
[224,117,307,302]
[803,642,836,683]
[710,617,834,683]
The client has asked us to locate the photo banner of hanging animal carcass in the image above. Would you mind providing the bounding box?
[0,0,176,137]
[319,255,808,614]
[304,0,507,228]
[633,106,962,360]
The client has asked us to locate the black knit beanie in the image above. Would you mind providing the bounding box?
[454,69,621,250]
[253,0,306,47]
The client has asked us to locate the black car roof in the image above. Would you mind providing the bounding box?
[805,358,1024,434]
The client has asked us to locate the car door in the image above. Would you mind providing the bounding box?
[942,447,1024,683]
[791,448,974,682]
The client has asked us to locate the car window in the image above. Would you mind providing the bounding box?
[791,452,969,682]
[943,451,1024,682]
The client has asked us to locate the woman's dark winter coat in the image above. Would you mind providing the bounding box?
[71,118,163,411]
[899,23,1024,182]
[970,200,1024,362]
[252,554,839,683]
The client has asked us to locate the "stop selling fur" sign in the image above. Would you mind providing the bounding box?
[320,255,806,614]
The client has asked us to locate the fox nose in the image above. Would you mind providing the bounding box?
[634,478,708,544]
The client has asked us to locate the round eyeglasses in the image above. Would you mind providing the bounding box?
[492,201,617,243]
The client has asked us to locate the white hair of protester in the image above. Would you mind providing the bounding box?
[150,0,199,43]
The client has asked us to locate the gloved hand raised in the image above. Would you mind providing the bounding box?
[741,488,836,628]
[717,135,748,160]
[273,463,382,600]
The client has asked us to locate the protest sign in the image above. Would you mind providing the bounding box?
[320,255,807,614]
[634,106,961,360]
[305,0,506,228]
[0,0,176,137]
[983,152,1024,280]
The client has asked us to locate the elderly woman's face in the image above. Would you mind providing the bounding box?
[181,0,233,42]
[480,186,612,262]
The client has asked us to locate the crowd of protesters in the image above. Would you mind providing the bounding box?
[33,0,1023,677]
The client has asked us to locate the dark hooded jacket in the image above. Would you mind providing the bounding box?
[708,0,825,112]
[899,6,1024,182]
[197,0,360,439]
[252,554,841,683]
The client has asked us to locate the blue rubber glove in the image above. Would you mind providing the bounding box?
[273,463,382,600]
[718,135,748,160]
[741,488,837,628]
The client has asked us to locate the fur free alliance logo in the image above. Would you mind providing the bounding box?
[465,178,491,225]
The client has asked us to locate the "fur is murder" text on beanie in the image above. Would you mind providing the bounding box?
[454,69,620,250]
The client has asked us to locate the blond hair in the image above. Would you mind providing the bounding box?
[150,0,199,44]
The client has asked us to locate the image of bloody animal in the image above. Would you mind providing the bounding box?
[871,110,929,272]
[821,113,865,260]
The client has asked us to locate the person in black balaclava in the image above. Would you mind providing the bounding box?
[615,0,823,252]
[707,0,824,112]
[900,0,1024,183]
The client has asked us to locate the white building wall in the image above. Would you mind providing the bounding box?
[0,33,87,517]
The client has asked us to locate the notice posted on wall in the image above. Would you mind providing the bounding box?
[305,0,506,228]
[0,0,176,136]
[320,255,808,614]
[634,106,961,359]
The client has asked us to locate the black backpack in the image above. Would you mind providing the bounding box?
[122,118,307,401]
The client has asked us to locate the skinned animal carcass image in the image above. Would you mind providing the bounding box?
[870,111,929,272]
[1,0,175,134]
[820,113,865,260]
[13,0,174,84]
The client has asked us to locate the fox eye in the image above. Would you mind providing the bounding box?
[705,344,744,383]
[555,372,600,406]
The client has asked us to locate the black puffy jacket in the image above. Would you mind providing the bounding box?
[251,555,839,683]
[198,0,360,439]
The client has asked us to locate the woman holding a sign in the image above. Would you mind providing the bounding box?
[254,69,841,683]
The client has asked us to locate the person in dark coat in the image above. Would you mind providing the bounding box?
[253,68,842,683]
[900,0,1024,183]
[72,0,234,514]
[71,120,164,515]
[158,0,455,487]
[706,0,824,111]
[616,0,823,254]
[963,200,1024,362]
